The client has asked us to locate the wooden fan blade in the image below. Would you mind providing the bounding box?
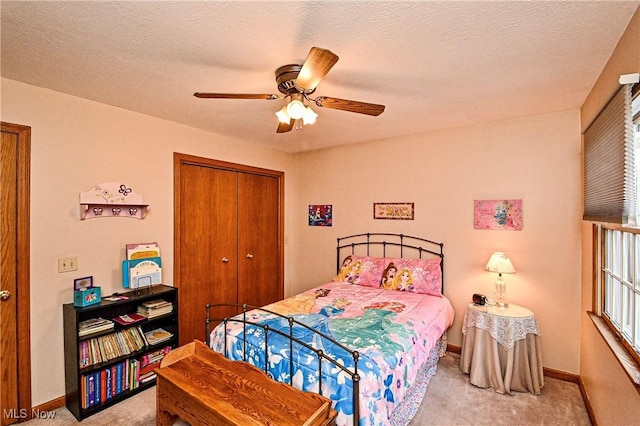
[295,47,339,92]
[194,93,277,100]
[276,119,294,133]
[315,96,385,116]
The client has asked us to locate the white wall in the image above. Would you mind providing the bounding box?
[292,110,583,373]
[1,78,294,406]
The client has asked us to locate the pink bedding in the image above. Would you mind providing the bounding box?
[210,281,454,425]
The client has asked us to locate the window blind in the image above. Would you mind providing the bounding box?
[583,84,636,224]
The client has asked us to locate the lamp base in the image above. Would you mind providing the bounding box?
[494,274,508,309]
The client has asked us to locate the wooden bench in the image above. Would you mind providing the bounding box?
[156,340,338,426]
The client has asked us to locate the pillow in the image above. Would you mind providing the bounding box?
[382,257,443,296]
[333,255,386,288]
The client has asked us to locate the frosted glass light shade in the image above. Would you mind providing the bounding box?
[275,106,290,124]
[302,106,318,125]
[286,99,306,120]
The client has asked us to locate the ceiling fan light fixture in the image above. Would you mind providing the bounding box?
[194,47,385,134]
[286,98,306,120]
[275,106,291,124]
[302,106,318,125]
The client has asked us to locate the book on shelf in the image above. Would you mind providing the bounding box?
[79,327,147,368]
[112,313,146,326]
[126,242,160,260]
[144,328,173,345]
[80,358,144,408]
[138,360,162,376]
[140,345,172,367]
[79,318,114,337]
[139,371,157,384]
[122,256,162,289]
[137,299,173,318]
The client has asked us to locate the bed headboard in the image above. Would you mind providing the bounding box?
[336,233,445,291]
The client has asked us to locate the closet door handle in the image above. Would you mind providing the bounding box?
[246,254,254,259]
[221,257,229,263]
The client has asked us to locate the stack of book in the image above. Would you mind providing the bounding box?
[78,318,114,337]
[112,313,145,326]
[137,299,173,319]
[144,328,173,346]
[137,345,172,384]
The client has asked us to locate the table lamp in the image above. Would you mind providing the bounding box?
[484,252,516,308]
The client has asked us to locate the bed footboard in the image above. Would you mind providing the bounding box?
[206,303,360,426]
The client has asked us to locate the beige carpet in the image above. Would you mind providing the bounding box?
[22,353,590,426]
[409,353,591,425]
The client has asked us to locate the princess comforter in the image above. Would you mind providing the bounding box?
[209,281,454,426]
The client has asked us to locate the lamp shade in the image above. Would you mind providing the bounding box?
[275,106,291,124]
[484,252,515,274]
[302,106,318,125]
[286,93,306,120]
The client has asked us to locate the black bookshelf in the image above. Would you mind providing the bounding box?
[63,284,178,421]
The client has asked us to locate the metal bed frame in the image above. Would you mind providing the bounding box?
[336,233,444,291]
[205,233,444,426]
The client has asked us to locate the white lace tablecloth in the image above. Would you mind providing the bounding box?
[462,303,540,350]
[460,303,544,394]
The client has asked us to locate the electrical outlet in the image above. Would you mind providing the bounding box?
[58,256,78,273]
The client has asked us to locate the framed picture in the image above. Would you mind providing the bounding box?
[309,204,332,226]
[74,276,94,291]
[373,202,415,220]
[474,199,523,231]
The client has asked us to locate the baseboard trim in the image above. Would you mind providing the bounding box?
[32,395,65,414]
[446,343,461,355]
[542,366,579,383]
[577,376,598,426]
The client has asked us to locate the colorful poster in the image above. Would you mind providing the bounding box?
[309,205,332,226]
[474,199,522,231]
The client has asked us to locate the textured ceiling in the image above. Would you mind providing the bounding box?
[1,1,638,153]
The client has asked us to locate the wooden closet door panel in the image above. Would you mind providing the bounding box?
[237,173,282,307]
[178,164,237,344]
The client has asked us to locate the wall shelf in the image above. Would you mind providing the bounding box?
[80,182,149,220]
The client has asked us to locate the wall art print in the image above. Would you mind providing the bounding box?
[373,202,415,220]
[309,204,332,226]
[474,199,523,231]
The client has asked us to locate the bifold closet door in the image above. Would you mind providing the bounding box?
[178,164,238,345]
[237,173,282,307]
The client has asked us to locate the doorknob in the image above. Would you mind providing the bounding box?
[246,254,254,259]
[221,257,229,263]
[0,290,10,301]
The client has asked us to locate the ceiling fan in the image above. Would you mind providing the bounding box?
[194,47,385,133]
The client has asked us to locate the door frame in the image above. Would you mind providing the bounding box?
[173,153,285,327]
[1,122,31,422]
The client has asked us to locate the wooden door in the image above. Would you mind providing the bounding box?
[237,173,282,307]
[0,122,31,424]
[176,162,237,345]
[174,154,284,346]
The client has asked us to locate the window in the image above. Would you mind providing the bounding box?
[599,225,640,368]
[587,82,640,384]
